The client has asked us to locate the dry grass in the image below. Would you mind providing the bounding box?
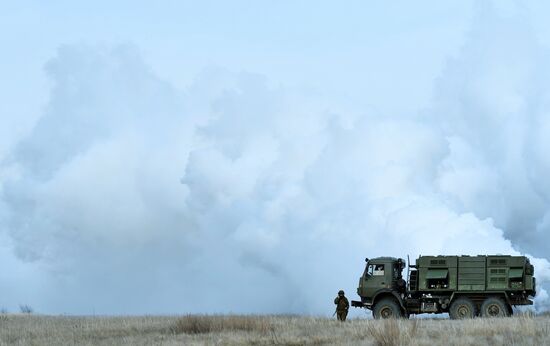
[365,319,418,346]
[170,315,274,334]
[0,314,549,345]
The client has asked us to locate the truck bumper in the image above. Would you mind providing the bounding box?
[351,300,371,308]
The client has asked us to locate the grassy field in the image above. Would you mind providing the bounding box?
[0,314,549,345]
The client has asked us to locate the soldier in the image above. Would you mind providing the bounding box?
[334,290,349,321]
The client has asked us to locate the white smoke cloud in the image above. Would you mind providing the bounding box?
[433,3,550,238]
[1,3,550,315]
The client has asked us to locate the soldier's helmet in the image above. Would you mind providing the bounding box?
[338,290,345,295]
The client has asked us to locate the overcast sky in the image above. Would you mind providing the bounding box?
[2,1,550,316]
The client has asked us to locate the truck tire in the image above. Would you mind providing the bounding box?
[480,297,510,318]
[449,297,476,319]
[373,298,402,319]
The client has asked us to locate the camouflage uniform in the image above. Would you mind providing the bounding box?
[334,290,349,321]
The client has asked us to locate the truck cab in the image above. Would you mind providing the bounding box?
[356,257,406,314]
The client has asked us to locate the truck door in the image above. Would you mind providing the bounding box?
[364,263,389,298]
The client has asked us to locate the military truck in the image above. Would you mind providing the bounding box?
[351,255,536,319]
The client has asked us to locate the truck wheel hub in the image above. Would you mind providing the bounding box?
[487,304,501,316]
[457,306,470,317]
[380,307,393,318]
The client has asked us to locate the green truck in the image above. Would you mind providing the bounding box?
[351,255,536,318]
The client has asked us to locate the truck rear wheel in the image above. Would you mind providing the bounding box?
[480,297,510,318]
[449,297,476,319]
[373,298,402,319]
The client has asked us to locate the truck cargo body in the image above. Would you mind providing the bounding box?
[352,255,536,319]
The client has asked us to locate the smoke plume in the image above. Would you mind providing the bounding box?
[1,4,550,315]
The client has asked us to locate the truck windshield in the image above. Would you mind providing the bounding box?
[364,264,371,277]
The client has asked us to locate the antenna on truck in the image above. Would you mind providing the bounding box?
[407,255,410,289]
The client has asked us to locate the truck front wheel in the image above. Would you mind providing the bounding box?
[449,297,476,319]
[480,297,510,318]
[373,298,402,319]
